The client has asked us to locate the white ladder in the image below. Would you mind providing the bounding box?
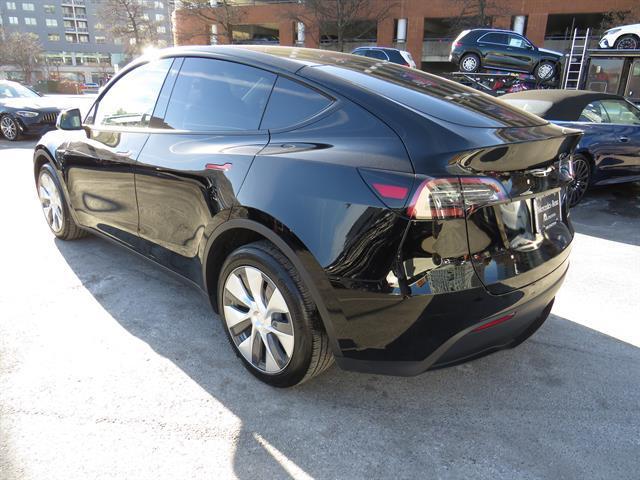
[563,28,590,89]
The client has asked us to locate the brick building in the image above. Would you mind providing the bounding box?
[173,0,638,70]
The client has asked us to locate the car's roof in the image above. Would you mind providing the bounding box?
[467,28,517,35]
[353,46,406,52]
[501,89,624,120]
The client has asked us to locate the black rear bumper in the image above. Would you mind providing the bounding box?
[334,253,569,376]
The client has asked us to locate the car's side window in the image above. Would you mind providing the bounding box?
[508,35,529,48]
[481,33,508,45]
[94,59,173,128]
[365,49,388,61]
[162,57,276,132]
[260,76,333,130]
[600,99,640,125]
[579,101,609,123]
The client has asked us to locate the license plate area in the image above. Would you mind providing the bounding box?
[533,191,561,233]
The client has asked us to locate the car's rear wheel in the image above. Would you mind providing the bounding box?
[0,115,20,141]
[37,163,88,240]
[534,61,556,82]
[614,34,639,50]
[567,154,591,207]
[218,241,333,387]
[459,53,480,73]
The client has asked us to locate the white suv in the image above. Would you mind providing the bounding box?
[599,24,640,50]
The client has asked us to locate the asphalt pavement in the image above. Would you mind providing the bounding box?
[1,138,639,480]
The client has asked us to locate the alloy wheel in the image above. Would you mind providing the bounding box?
[617,37,638,49]
[38,171,64,233]
[537,63,554,80]
[461,56,478,72]
[0,116,17,140]
[567,157,590,207]
[223,265,295,374]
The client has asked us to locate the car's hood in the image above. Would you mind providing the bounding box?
[0,96,74,110]
[538,48,563,57]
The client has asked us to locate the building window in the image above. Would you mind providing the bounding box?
[77,21,87,30]
[154,1,164,8]
[64,20,74,28]
[65,34,76,42]
[94,22,103,30]
[8,16,18,24]
[157,25,166,34]
[79,34,89,43]
[95,36,106,44]
[6,2,16,10]
[24,17,37,26]
[48,33,60,41]
[74,7,86,17]
[22,2,34,10]
[44,4,55,13]
[46,18,58,27]
[155,14,164,21]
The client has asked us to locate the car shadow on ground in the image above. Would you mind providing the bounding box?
[570,182,640,246]
[54,235,640,479]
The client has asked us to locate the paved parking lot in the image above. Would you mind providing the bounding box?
[1,138,639,480]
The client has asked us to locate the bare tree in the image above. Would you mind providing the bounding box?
[600,6,640,32]
[178,0,246,44]
[98,0,160,58]
[289,0,397,52]
[453,0,503,30]
[0,32,43,83]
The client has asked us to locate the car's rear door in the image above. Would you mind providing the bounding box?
[134,56,276,282]
[477,32,510,70]
[60,59,173,247]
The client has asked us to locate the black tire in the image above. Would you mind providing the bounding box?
[534,61,556,82]
[614,34,639,50]
[218,240,333,387]
[459,53,480,73]
[567,154,591,207]
[0,115,20,141]
[37,163,88,240]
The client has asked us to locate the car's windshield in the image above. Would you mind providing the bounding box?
[0,82,39,99]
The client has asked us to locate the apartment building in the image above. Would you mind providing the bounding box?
[0,0,175,84]
[173,0,638,71]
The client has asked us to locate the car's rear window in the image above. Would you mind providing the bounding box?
[313,63,547,128]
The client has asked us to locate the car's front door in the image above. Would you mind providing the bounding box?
[599,98,640,178]
[477,32,510,70]
[61,59,173,246]
[504,34,535,72]
[134,56,276,282]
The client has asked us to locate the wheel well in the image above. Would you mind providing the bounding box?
[205,227,267,313]
[33,148,52,181]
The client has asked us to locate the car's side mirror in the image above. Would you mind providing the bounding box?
[56,108,83,131]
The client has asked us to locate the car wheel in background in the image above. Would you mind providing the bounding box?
[37,163,88,240]
[534,61,556,82]
[614,35,639,50]
[567,154,591,207]
[0,115,20,141]
[459,53,480,73]
[218,241,333,387]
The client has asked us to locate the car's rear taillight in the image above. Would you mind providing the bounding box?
[408,177,507,220]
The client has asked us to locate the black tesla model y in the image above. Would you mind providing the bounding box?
[34,46,580,387]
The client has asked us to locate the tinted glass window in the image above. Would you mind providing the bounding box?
[481,33,508,45]
[365,49,388,60]
[95,59,172,128]
[600,99,640,125]
[260,77,332,130]
[385,50,405,64]
[163,57,276,131]
[579,101,609,123]
[508,35,529,48]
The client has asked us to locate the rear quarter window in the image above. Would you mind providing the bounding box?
[260,77,333,130]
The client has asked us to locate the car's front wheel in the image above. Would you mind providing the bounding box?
[534,61,556,82]
[614,34,639,50]
[37,163,88,240]
[218,241,333,387]
[459,53,480,73]
[567,154,591,207]
[0,115,20,141]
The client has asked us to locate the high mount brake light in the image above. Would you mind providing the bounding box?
[408,176,507,220]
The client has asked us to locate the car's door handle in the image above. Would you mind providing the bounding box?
[618,136,630,143]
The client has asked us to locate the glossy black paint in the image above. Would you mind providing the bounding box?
[450,29,562,75]
[34,46,580,376]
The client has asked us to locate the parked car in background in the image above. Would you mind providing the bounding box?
[0,80,61,141]
[598,24,640,50]
[351,46,417,68]
[34,46,579,387]
[501,89,640,206]
[450,29,563,82]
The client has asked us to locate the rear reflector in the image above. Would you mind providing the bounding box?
[358,168,414,209]
[372,183,409,200]
[472,313,516,332]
